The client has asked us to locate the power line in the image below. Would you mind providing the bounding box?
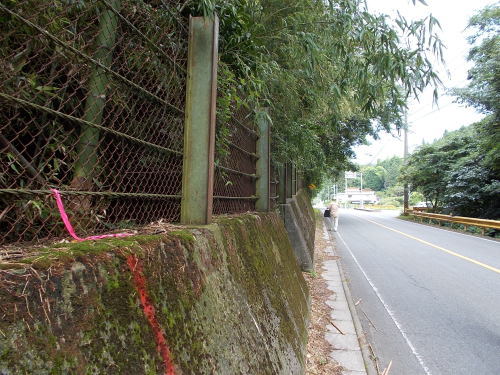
[408,101,456,123]
[407,78,471,120]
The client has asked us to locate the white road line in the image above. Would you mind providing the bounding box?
[336,231,433,375]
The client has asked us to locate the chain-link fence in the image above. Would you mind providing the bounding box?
[213,104,258,215]
[1,2,289,247]
[270,163,280,210]
[0,0,188,245]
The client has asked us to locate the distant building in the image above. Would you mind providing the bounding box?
[336,188,379,204]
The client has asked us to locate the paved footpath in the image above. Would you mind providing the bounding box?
[321,219,372,375]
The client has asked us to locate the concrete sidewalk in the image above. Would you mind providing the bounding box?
[321,219,372,375]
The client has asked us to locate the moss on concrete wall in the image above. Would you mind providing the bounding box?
[280,188,316,271]
[289,189,316,261]
[0,213,309,374]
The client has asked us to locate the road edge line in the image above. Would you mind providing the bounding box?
[336,244,378,375]
[324,219,377,375]
[336,230,433,375]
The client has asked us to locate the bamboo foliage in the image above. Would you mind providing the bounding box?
[188,0,445,185]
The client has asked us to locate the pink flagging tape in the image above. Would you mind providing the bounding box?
[51,189,133,241]
[127,254,176,375]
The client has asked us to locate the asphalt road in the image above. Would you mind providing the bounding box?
[333,209,500,375]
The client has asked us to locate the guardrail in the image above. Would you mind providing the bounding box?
[406,210,500,235]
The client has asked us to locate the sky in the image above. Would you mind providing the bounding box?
[353,0,496,165]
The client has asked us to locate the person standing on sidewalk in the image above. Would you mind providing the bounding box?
[327,200,339,231]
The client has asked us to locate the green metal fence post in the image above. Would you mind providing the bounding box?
[278,164,286,204]
[291,165,297,195]
[181,15,219,225]
[285,163,292,199]
[256,110,270,211]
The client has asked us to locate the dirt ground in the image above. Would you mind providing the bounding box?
[304,218,344,375]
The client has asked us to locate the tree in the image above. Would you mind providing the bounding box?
[400,127,472,210]
[452,4,499,172]
[190,0,444,185]
[443,119,499,218]
[409,191,425,205]
[400,144,446,210]
[378,156,403,189]
[400,122,499,218]
[453,5,499,116]
[361,165,386,191]
[354,156,402,191]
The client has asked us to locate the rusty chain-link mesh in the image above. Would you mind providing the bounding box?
[270,163,279,210]
[0,0,188,245]
[213,104,258,215]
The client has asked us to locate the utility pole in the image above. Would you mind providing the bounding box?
[403,112,409,214]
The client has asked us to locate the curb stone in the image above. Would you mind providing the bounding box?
[322,219,377,375]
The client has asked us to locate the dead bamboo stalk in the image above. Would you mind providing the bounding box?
[327,318,345,335]
[0,134,46,186]
[382,360,393,375]
[72,0,122,189]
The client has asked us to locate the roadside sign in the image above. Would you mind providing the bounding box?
[345,171,357,179]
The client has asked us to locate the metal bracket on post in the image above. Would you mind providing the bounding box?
[181,15,219,225]
[256,110,270,211]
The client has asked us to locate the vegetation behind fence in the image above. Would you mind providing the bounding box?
[213,104,258,214]
[0,0,284,244]
[0,0,189,244]
[0,2,303,246]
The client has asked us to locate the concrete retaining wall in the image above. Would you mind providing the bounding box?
[0,213,309,374]
[281,189,315,271]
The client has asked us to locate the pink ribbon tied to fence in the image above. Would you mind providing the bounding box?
[51,189,133,241]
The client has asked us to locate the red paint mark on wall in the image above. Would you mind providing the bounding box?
[127,254,175,375]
